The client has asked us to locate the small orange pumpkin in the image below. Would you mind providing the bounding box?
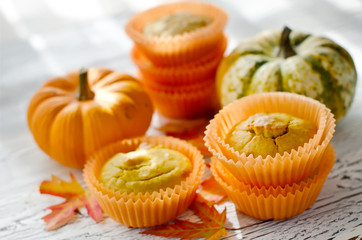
[27,67,153,168]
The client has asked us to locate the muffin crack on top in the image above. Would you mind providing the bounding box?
[100,146,192,193]
[135,171,173,182]
[143,12,213,37]
[247,118,292,154]
[227,112,317,158]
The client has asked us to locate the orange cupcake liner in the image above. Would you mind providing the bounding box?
[83,136,205,227]
[141,77,214,94]
[125,1,228,66]
[132,35,227,87]
[85,137,205,202]
[205,92,329,164]
[206,107,334,187]
[204,92,335,187]
[138,71,215,94]
[210,145,335,220]
[85,138,204,202]
[145,82,219,119]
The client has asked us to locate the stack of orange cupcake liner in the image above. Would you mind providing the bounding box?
[126,2,228,118]
[83,136,205,227]
[204,92,336,220]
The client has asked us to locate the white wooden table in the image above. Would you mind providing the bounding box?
[0,0,361,239]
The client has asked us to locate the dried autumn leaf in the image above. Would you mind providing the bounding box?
[40,173,102,230]
[196,177,227,205]
[42,197,82,230]
[142,219,227,240]
[187,134,211,156]
[141,200,227,240]
[40,173,84,198]
[158,119,208,140]
[190,201,226,227]
[158,119,210,155]
[82,191,102,222]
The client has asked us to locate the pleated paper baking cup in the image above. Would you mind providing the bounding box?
[205,92,330,164]
[207,107,335,187]
[135,59,218,94]
[145,82,218,119]
[83,136,205,227]
[140,75,214,94]
[85,136,204,201]
[140,77,215,94]
[132,35,227,87]
[204,92,335,186]
[125,1,228,66]
[210,145,335,220]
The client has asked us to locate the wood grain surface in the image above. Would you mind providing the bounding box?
[0,0,361,239]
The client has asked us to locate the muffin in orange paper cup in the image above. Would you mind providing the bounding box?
[125,1,228,66]
[132,35,227,87]
[204,92,335,187]
[83,136,205,227]
[145,82,219,119]
[210,145,335,220]
[206,105,335,187]
[205,92,329,164]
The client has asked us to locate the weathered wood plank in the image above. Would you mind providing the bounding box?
[0,0,361,239]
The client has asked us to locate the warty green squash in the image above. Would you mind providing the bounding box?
[216,26,357,122]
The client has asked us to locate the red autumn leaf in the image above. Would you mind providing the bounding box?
[158,119,211,155]
[42,197,82,230]
[40,173,102,230]
[196,177,227,205]
[158,119,208,140]
[82,191,102,222]
[141,200,227,240]
[187,134,211,156]
[142,219,227,240]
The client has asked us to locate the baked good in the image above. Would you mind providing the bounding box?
[99,144,191,193]
[143,12,212,37]
[125,1,228,66]
[84,136,205,227]
[227,112,317,158]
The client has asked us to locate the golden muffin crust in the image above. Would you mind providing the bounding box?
[99,144,192,193]
[227,113,317,158]
[142,12,212,37]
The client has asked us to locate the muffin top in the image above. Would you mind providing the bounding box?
[99,143,192,193]
[226,112,317,158]
[142,12,212,37]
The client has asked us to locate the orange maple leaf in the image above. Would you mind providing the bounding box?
[40,173,102,230]
[190,201,226,227]
[141,201,227,240]
[195,177,227,205]
[40,173,84,198]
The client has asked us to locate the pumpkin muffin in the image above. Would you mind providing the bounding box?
[100,144,192,193]
[227,112,317,158]
[83,136,205,227]
[204,92,335,187]
[143,12,212,37]
[125,1,227,66]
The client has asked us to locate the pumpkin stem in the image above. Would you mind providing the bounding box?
[77,68,95,101]
[278,26,297,58]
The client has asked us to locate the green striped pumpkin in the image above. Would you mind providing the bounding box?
[216,27,357,122]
